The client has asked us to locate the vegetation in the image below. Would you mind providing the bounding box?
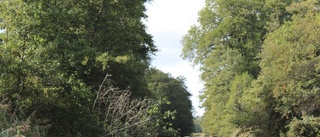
[183,0,320,136]
[146,68,194,137]
[193,117,203,133]
[8,0,320,136]
[0,0,194,137]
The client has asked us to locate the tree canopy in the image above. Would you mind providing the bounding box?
[146,68,194,137]
[183,0,320,136]
[0,0,194,137]
[0,0,156,136]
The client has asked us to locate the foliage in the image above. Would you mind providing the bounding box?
[286,116,320,137]
[0,0,156,136]
[180,0,320,136]
[193,117,203,133]
[183,0,320,136]
[253,0,320,135]
[146,68,194,137]
[182,0,276,135]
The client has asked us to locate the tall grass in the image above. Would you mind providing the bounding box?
[0,104,47,137]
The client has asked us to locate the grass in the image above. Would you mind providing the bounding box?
[0,104,47,137]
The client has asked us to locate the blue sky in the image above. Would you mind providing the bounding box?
[144,0,205,116]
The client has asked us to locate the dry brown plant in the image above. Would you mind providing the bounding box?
[93,74,158,137]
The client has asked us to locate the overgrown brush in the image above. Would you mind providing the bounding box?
[0,104,48,137]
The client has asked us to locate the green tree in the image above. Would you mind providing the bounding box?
[182,0,293,136]
[249,0,320,135]
[0,0,156,136]
[146,68,194,137]
[182,0,264,135]
[193,116,203,133]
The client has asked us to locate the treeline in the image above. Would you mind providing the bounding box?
[183,0,320,136]
[0,0,193,137]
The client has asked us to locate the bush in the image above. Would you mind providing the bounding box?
[286,116,320,137]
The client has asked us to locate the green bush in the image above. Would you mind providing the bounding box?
[286,116,320,137]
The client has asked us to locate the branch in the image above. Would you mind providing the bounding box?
[92,73,111,110]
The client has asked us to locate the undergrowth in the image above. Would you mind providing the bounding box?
[0,104,48,137]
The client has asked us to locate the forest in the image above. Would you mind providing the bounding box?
[2,0,320,137]
[182,0,320,136]
[0,0,194,137]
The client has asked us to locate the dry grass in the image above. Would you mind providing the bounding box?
[0,104,47,137]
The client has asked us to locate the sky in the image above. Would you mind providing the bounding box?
[144,0,205,116]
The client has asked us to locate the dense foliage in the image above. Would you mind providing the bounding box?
[146,68,194,137]
[183,0,320,136]
[0,0,194,137]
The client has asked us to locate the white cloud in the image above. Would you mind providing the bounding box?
[145,0,204,35]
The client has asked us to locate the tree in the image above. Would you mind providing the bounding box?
[182,0,264,135]
[146,68,194,137]
[182,0,293,136]
[0,0,156,136]
[249,0,320,135]
[193,116,203,133]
